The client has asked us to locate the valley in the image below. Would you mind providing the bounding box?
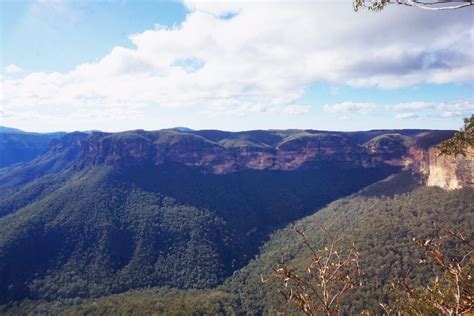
[0,127,471,314]
[3,2,473,314]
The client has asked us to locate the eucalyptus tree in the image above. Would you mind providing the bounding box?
[354,0,473,11]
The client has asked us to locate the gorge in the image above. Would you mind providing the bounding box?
[0,127,472,314]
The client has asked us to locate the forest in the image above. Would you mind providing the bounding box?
[2,171,472,314]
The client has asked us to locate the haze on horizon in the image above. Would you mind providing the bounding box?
[1,0,473,133]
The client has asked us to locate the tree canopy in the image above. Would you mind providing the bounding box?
[438,115,474,156]
[354,0,474,11]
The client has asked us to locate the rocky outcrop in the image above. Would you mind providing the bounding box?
[404,146,430,175]
[406,145,473,190]
[425,146,473,190]
[365,133,413,167]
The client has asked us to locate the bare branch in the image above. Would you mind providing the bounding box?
[404,0,474,10]
[354,0,474,11]
[391,225,474,314]
[266,227,362,315]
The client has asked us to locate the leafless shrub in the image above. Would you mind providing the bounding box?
[390,225,474,315]
[263,227,362,315]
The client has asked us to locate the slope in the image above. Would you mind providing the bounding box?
[0,139,397,306]
[0,166,239,304]
[224,171,474,314]
[28,171,473,315]
[0,127,66,168]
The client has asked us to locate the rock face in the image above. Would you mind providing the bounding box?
[426,146,474,190]
[38,128,459,177]
[365,133,413,167]
[406,145,474,190]
[405,146,430,175]
[78,130,376,173]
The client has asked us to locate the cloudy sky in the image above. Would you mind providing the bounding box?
[1,0,473,132]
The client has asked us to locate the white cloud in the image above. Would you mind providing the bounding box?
[439,111,466,118]
[390,100,474,112]
[280,105,311,115]
[200,101,310,117]
[2,1,473,126]
[396,112,421,120]
[325,100,473,120]
[389,101,432,111]
[323,102,376,114]
[4,64,24,74]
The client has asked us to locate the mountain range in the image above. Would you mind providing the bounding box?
[0,127,66,169]
[0,126,472,314]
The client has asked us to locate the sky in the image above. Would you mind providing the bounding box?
[0,0,473,133]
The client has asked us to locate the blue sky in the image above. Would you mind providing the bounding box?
[1,0,473,132]
[1,0,187,72]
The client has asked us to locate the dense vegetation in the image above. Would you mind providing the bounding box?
[2,171,472,314]
[224,172,473,314]
[0,132,87,218]
[438,115,474,156]
[0,166,244,301]
[0,160,395,307]
[0,128,467,314]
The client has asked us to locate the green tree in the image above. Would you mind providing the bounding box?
[438,115,474,157]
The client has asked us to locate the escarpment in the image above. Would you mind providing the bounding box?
[77,130,377,173]
[425,146,473,190]
[30,128,465,181]
[405,145,473,190]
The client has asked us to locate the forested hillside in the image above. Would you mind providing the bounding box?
[3,171,472,314]
[0,130,398,308]
[224,171,473,314]
[0,128,468,314]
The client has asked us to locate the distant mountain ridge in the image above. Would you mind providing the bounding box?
[0,126,457,174]
[0,126,66,135]
[1,127,462,184]
[74,128,455,174]
[0,127,26,134]
[0,126,67,168]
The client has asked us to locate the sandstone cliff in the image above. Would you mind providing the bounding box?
[406,145,473,190]
[78,131,374,173]
[53,129,460,178]
[426,146,473,190]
